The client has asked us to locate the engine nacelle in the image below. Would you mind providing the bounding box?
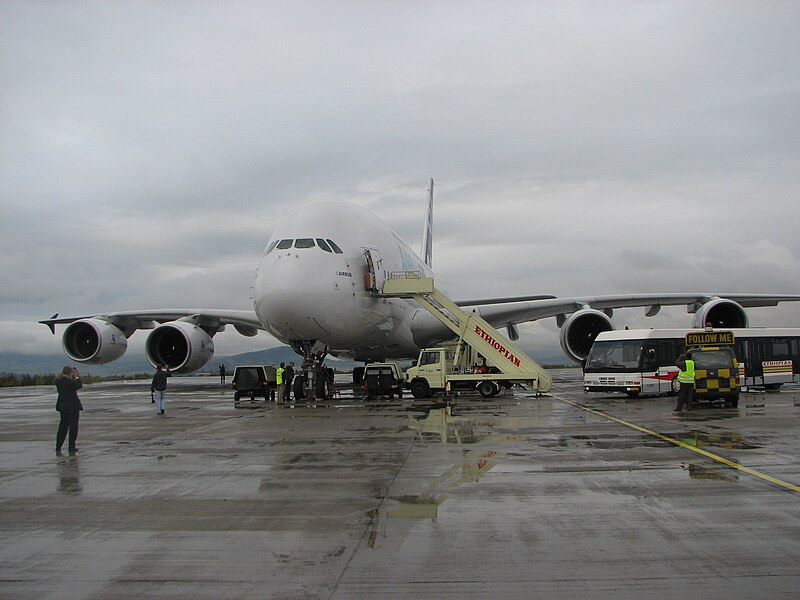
[692,298,749,329]
[559,309,615,362]
[62,319,128,365]
[145,321,215,374]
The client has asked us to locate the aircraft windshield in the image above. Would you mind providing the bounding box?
[266,238,344,255]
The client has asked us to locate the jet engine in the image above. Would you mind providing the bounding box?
[145,321,215,373]
[559,309,614,362]
[692,298,749,329]
[62,319,128,364]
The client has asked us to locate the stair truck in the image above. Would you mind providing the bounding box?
[380,273,552,398]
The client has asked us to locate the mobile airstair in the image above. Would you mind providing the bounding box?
[381,273,552,394]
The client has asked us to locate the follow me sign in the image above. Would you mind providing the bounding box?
[685,331,735,347]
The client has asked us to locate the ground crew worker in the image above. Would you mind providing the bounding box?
[276,362,285,403]
[674,352,695,412]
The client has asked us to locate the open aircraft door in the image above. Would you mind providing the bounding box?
[364,248,385,294]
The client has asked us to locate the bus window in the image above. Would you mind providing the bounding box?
[770,339,790,361]
[641,346,658,371]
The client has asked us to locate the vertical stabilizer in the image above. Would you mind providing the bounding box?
[421,178,434,268]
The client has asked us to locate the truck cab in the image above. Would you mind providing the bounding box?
[406,348,453,396]
[687,345,740,407]
[405,344,508,398]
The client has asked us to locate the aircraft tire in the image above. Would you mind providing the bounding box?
[293,375,306,400]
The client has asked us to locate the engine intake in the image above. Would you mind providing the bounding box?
[62,319,128,364]
[145,321,215,374]
[559,309,614,362]
[692,298,748,329]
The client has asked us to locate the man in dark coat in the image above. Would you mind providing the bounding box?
[151,364,172,415]
[283,361,295,402]
[56,365,83,455]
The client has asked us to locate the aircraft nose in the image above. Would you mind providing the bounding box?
[254,253,333,340]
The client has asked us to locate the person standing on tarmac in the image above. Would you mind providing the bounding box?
[276,362,285,403]
[55,365,83,455]
[283,361,295,402]
[151,364,172,415]
[674,352,695,412]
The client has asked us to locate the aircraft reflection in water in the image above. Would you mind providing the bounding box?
[41,179,800,391]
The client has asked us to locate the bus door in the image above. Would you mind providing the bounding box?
[651,340,682,394]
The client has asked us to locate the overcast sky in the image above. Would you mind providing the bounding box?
[2,1,799,361]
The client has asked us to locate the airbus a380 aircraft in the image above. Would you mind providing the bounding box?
[42,180,800,387]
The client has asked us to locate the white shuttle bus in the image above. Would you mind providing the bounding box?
[583,328,800,397]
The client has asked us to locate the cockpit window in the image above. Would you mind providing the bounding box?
[326,239,344,254]
[294,238,315,249]
[316,238,332,253]
[265,240,279,255]
[276,239,293,250]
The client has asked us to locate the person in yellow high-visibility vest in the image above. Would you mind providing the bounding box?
[674,353,695,412]
[276,362,285,403]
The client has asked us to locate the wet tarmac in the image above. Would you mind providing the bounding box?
[1,369,799,599]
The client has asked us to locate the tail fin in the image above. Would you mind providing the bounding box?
[420,178,434,268]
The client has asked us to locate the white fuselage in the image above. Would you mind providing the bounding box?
[252,201,443,360]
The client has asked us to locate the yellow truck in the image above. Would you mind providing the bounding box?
[685,331,740,408]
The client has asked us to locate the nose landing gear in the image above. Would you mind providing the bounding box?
[290,340,334,400]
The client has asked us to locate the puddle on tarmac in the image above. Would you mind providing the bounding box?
[677,430,762,450]
[686,463,740,483]
[409,407,503,444]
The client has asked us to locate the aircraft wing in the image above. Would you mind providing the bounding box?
[460,293,800,326]
[40,309,264,337]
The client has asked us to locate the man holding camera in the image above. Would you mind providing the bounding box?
[55,365,83,455]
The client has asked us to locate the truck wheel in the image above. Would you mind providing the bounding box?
[478,381,499,398]
[410,380,430,399]
[730,395,739,408]
[670,378,680,395]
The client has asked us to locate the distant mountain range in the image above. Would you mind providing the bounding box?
[0,346,359,377]
[1,345,569,377]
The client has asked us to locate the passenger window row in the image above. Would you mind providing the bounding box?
[266,238,344,255]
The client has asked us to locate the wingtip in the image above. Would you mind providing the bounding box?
[40,313,59,334]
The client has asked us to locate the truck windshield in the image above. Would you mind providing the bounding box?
[585,340,644,372]
[419,351,440,366]
[692,350,734,369]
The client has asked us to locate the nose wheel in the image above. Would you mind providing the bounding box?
[290,340,333,400]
